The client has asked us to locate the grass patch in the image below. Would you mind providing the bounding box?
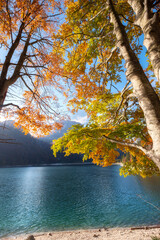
[151,237,160,240]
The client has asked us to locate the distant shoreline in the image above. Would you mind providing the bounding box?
[0,162,94,168]
[0,162,123,168]
[3,226,160,240]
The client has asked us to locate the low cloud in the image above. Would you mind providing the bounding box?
[72,115,88,124]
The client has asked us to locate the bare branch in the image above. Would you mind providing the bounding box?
[121,80,132,96]
[110,81,120,93]
[9,63,47,69]
[0,103,21,109]
[20,76,59,115]
[89,6,106,22]
[20,76,37,97]
[29,37,52,46]
[119,14,134,24]
[114,82,133,121]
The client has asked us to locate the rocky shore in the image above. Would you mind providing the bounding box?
[2,226,160,240]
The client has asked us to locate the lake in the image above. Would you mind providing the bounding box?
[0,165,160,238]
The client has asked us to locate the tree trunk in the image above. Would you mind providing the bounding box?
[108,0,160,169]
[0,82,8,110]
[0,26,30,111]
[128,0,160,84]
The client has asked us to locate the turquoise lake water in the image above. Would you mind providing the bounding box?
[0,165,160,238]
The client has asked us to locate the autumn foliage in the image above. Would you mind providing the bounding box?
[0,0,67,137]
[51,0,160,177]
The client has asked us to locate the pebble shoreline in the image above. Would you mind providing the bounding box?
[2,227,160,240]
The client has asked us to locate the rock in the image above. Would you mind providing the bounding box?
[26,235,35,240]
[104,227,108,231]
[48,232,52,236]
[93,234,99,237]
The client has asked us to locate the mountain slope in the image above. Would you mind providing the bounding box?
[0,121,83,167]
[39,120,79,143]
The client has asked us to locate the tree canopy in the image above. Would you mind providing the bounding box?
[51,0,160,177]
[0,0,66,137]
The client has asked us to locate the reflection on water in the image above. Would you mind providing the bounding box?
[0,165,160,237]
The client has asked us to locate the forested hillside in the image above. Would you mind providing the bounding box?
[0,121,84,167]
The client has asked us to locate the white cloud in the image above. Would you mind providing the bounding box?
[72,115,88,124]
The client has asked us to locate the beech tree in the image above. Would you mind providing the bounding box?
[52,0,160,176]
[0,0,66,137]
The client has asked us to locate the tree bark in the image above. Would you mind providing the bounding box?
[108,0,160,169]
[128,0,160,84]
[0,22,25,109]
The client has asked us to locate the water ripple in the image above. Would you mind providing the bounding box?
[0,165,160,237]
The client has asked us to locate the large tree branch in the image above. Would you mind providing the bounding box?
[8,34,31,87]
[107,0,160,168]
[127,0,144,18]
[128,0,160,83]
[6,0,13,43]
[105,131,160,169]
[103,135,149,154]
[0,21,25,86]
